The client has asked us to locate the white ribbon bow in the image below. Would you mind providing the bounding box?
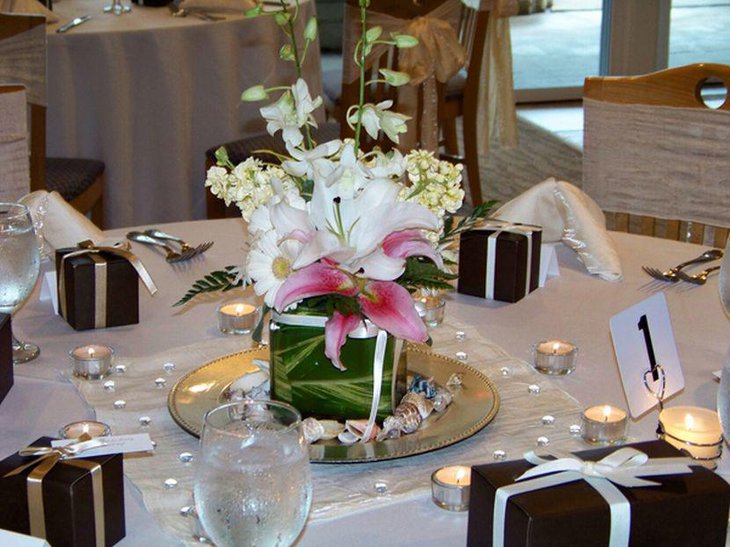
[493,448,694,547]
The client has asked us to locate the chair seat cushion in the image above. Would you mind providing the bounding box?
[46,157,105,202]
[206,122,342,166]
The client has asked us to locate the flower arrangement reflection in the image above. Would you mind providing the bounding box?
[179,0,494,370]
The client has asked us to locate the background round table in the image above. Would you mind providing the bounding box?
[46,0,323,228]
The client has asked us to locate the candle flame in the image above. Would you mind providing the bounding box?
[88,347,95,358]
[455,468,466,485]
[603,405,612,422]
[552,342,560,354]
[685,413,695,431]
[82,424,90,434]
[235,304,245,316]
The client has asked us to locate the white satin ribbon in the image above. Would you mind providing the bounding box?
[272,312,389,442]
[480,220,538,299]
[493,448,694,547]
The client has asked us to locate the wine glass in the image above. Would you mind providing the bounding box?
[0,203,41,363]
[194,400,312,547]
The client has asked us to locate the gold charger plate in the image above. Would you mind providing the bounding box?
[168,346,499,463]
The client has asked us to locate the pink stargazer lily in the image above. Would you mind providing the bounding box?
[382,229,443,269]
[274,262,358,311]
[324,312,362,371]
[359,281,428,343]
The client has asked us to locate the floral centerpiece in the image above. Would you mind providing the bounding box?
[178,0,494,424]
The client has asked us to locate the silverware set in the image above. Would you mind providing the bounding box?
[642,249,724,285]
[127,229,213,263]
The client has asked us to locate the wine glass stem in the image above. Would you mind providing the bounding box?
[12,332,40,364]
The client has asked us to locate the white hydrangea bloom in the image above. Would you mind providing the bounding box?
[399,150,465,220]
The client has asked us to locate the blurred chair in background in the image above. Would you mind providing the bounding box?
[583,63,730,247]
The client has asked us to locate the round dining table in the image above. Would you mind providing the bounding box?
[7,219,730,545]
[45,0,323,229]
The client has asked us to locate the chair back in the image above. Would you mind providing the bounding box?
[0,84,29,201]
[0,13,47,192]
[339,0,465,151]
[583,63,730,247]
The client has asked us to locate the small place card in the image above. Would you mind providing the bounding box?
[0,528,51,546]
[40,271,59,314]
[610,293,684,418]
[52,433,154,458]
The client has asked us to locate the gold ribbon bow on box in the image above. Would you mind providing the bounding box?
[4,439,109,546]
[58,240,158,329]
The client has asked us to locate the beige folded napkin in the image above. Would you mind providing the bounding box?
[178,0,254,13]
[19,190,103,253]
[0,0,60,23]
[494,178,623,281]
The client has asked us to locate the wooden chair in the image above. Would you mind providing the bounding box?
[583,63,730,247]
[0,13,105,227]
[437,3,490,207]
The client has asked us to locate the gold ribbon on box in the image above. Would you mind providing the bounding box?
[4,439,109,546]
[58,240,158,328]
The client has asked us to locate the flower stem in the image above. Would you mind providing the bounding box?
[354,1,368,150]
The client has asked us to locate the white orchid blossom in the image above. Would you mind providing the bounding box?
[282,139,341,181]
[348,100,410,144]
[259,91,303,147]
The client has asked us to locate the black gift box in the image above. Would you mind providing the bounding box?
[56,247,139,330]
[458,223,542,303]
[0,437,126,547]
[467,440,730,547]
[0,314,13,404]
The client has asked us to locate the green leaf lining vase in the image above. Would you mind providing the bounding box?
[269,312,407,421]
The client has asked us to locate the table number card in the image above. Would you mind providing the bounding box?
[610,292,684,418]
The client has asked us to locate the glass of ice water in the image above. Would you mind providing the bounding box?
[195,400,312,547]
[0,203,41,364]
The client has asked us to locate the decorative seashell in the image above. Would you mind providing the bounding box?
[376,416,404,441]
[337,419,380,445]
[318,420,345,441]
[394,402,422,434]
[446,372,464,389]
[432,388,453,412]
[222,371,270,401]
[401,392,434,420]
[302,417,325,444]
[409,374,438,399]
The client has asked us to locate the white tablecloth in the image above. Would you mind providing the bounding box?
[46,0,322,228]
[8,219,730,545]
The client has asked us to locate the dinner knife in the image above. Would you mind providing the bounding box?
[56,15,92,33]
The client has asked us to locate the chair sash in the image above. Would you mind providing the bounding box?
[0,21,47,106]
[342,0,518,154]
[0,87,30,201]
[583,97,730,228]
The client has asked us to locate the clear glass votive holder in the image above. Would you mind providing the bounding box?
[533,339,577,375]
[69,344,114,380]
[415,295,446,328]
[216,300,261,335]
[59,420,112,439]
[581,405,628,446]
[431,465,471,511]
[658,406,723,470]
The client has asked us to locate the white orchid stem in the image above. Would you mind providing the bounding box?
[354,1,368,150]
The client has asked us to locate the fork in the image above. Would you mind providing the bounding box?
[127,231,198,263]
[675,265,722,285]
[642,249,723,282]
[143,228,214,257]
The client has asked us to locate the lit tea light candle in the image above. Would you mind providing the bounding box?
[217,302,261,335]
[59,420,111,439]
[658,406,723,469]
[69,344,114,380]
[533,339,577,375]
[581,405,628,445]
[431,465,471,511]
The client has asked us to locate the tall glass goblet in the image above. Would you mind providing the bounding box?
[194,400,312,547]
[0,203,41,363]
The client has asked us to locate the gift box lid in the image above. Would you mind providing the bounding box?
[468,440,730,547]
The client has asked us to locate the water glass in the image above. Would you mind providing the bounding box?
[194,400,312,547]
[0,203,41,363]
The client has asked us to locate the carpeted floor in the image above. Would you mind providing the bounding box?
[475,115,583,208]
